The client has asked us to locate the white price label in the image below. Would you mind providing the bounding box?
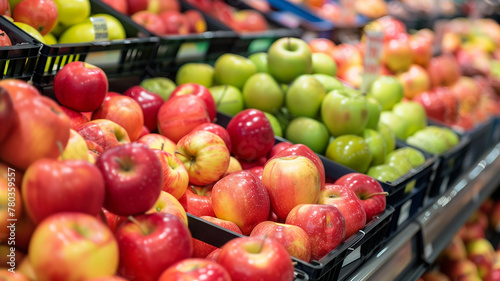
[361,30,384,93]
[397,199,412,226]
[90,17,109,42]
[342,246,361,266]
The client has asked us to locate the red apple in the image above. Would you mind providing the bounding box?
[192,216,242,258]
[427,55,461,88]
[76,119,131,151]
[223,156,242,177]
[268,142,293,159]
[211,170,270,235]
[178,184,215,217]
[60,105,89,130]
[0,79,40,103]
[410,35,432,67]
[136,133,176,154]
[285,204,346,261]
[157,94,210,143]
[54,61,108,112]
[397,64,431,99]
[101,0,128,14]
[13,0,58,35]
[159,11,189,35]
[440,259,479,280]
[226,109,275,162]
[449,76,481,114]
[184,10,207,34]
[28,213,119,281]
[335,173,386,222]
[218,236,295,281]
[0,95,70,170]
[146,191,188,226]
[127,0,180,14]
[131,11,167,35]
[139,125,150,138]
[153,150,188,200]
[92,95,144,141]
[206,248,221,262]
[158,258,231,281]
[232,10,268,33]
[0,269,30,280]
[332,43,363,74]
[308,38,336,56]
[96,143,163,216]
[383,35,413,74]
[115,212,192,281]
[440,235,467,261]
[271,143,326,190]
[189,122,232,152]
[123,85,164,132]
[467,238,495,279]
[318,183,366,238]
[247,166,264,180]
[375,16,407,41]
[262,155,321,220]
[250,221,312,262]
[21,159,105,224]
[176,130,230,185]
[170,83,216,121]
[0,87,14,143]
[413,87,459,123]
[239,157,267,170]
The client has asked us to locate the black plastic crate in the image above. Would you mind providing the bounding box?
[0,16,41,80]
[187,206,394,281]
[457,118,495,170]
[337,206,394,280]
[31,0,159,90]
[489,116,500,148]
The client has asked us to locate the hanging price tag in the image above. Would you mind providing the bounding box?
[90,17,109,42]
[360,29,384,93]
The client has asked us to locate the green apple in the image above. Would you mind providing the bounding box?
[311,52,337,76]
[209,85,244,116]
[377,122,396,154]
[385,154,413,177]
[214,54,256,89]
[366,97,382,130]
[176,63,214,88]
[140,77,177,101]
[363,128,386,166]
[43,33,57,45]
[249,52,268,73]
[325,135,372,173]
[392,101,427,137]
[243,73,284,113]
[387,147,425,168]
[321,88,369,137]
[14,22,46,44]
[87,14,126,41]
[285,75,326,118]
[312,74,344,92]
[406,129,449,155]
[285,117,330,154]
[54,0,91,26]
[267,37,312,84]
[264,112,283,137]
[380,111,410,140]
[50,22,68,38]
[367,165,401,183]
[367,76,404,111]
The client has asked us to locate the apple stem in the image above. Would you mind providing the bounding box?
[364,192,389,199]
[256,235,268,254]
[56,141,64,159]
[161,142,165,151]
[114,157,132,172]
[174,150,193,161]
[127,216,149,236]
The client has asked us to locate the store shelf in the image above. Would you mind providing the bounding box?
[342,143,500,281]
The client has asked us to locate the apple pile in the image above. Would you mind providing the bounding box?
[0,59,388,279]
[307,16,500,133]
[184,0,269,33]
[9,0,128,45]
[115,0,208,35]
[287,0,388,26]
[418,198,500,281]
